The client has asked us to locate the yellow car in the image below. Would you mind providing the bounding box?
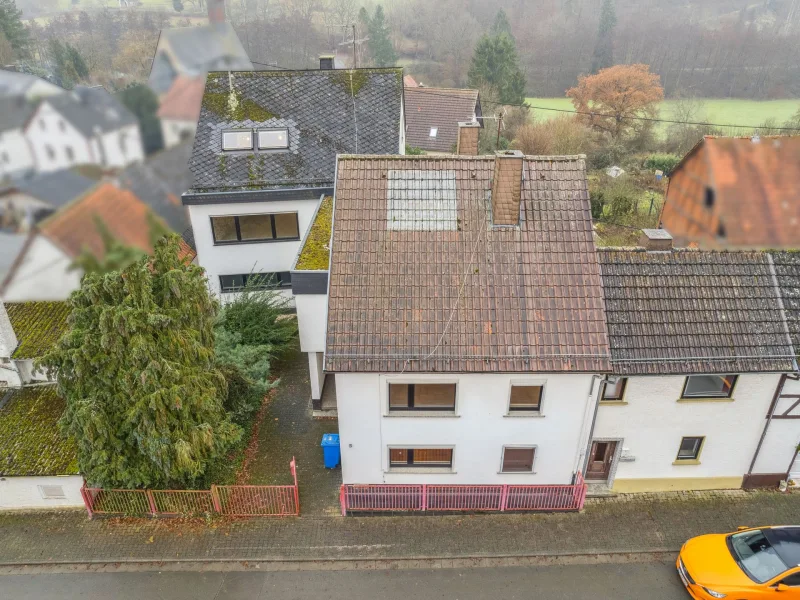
[677,526,800,599]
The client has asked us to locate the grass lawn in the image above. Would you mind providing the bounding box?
[525,97,800,134]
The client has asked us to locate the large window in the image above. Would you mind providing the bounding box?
[389,448,453,469]
[258,129,289,150]
[676,436,704,461]
[222,130,254,151]
[602,378,627,401]
[388,383,456,412]
[728,529,788,584]
[211,213,299,244]
[508,385,543,413]
[219,272,292,292]
[682,375,737,399]
[501,447,535,473]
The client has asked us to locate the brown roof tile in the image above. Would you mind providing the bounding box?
[157,75,205,122]
[404,87,481,153]
[325,155,611,373]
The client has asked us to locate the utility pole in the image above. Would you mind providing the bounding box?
[353,24,357,68]
[496,110,504,151]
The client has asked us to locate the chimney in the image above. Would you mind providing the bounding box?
[456,121,480,155]
[319,55,335,70]
[208,0,225,25]
[0,301,18,360]
[640,228,673,251]
[491,150,524,226]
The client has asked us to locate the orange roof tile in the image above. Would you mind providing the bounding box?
[157,75,205,122]
[178,237,196,263]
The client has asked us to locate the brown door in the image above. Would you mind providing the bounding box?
[586,441,617,481]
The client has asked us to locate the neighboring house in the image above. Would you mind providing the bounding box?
[592,234,796,493]
[1,183,164,302]
[0,233,26,284]
[0,299,70,387]
[157,76,205,148]
[0,169,96,230]
[0,385,83,509]
[24,86,144,174]
[0,69,63,99]
[148,0,252,97]
[404,86,482,153]
[324,151,611,486]
[403,75,418,88]
[183,67,405,301]
[0,95,36,179]
[660,136,800,249]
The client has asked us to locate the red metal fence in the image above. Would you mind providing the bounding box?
[81,458,299,518]
[340,474,587,515]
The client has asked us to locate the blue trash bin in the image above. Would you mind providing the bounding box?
[321,433,341,468]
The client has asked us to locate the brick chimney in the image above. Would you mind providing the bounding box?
[456,121,480,155]
[491,150,524,226]
[0,301,18,360]
[208,0,225,25]
[640,228,673,251]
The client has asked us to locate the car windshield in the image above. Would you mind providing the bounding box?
[728,530,789,583]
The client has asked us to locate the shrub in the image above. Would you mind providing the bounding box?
[405,144,424,155]
[512,115,594,156]
[219,363,264,426]
[590,189,606,220]
[643,153,681,174]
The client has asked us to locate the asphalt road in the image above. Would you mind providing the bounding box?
[0,560,690,600]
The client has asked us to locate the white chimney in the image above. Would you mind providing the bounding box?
[640,228,673,251]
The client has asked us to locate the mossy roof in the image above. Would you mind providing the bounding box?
[6,301,71,359]
[0,386,78,477]
[295,196,332,271]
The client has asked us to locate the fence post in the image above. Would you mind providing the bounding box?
[421,485,427,511]
[80,485,93,519]
[340,485,346,517]
[210,485,222,514]
[146,490,158,517]
[290,457,300,516]
[500,484,508,512]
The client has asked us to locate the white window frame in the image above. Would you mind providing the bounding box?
[257,128,290,150]
[221,129,254,151]
[499,445,537,474]
[429,127,438,138]
[383,377,459,417]
[505,379,546,417]
[386,445,456,474]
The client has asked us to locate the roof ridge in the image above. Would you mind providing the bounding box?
[209,67,402,76]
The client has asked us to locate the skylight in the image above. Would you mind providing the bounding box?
[222,130,253,151]
[387,170,457,231]
[258,129,289,150]
[429,127,438,138]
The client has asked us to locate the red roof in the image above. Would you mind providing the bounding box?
[157,75,205,122]
[403,75,418,88]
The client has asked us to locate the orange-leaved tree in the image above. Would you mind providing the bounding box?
[566,64,664,141]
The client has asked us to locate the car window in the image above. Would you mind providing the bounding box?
[728,530,789,584]
[782,571,800,587]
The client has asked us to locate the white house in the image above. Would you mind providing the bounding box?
[0,95,37,180]
[324,152,612,486]
[183,66,405,303]
[157,76,205,149]
[589,237,798,493]
[24,87,144,174]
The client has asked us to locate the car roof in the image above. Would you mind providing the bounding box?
[764,527,800,568]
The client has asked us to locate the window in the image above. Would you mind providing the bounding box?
[222,130,254,151]
[602,377,627,401]
[389,448,453,469]
[704,186,715,208]
[388,383,456,411]
[782,572,800,587]
[58,120,66,132]
[65,146,74,161]
[682,375,737,398]
[210,213,299,243]
[119,133,128,156]
[717,221,726,238]
[258,128,289,150]
[728,529,788,584]
[219,272,291,292]
[501,447,535,473]
[676,436,704,461]
[429,127,438,138]
[45,145,55,160]
[508,385,543,412]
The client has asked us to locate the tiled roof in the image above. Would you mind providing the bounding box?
[39,182,161,259]
[404,75,418,87]
[661,136,800,249]
[598,249,795,375]
[6,301,71,359]
[178,238,196,263]
[45,86,137,136]
[325,155,611,373]
[157,75,205,122]
[0,95,35,133]
[404,87,480,153]
[0,385,78,477]
[188,69,403,192]
[770,251,800,362]
[2,169,96,210]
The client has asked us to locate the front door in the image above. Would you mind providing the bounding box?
[586,441,617,481]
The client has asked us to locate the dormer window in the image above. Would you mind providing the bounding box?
[222,130,253,151]
[258,128,289,150]
[429,127,438,138]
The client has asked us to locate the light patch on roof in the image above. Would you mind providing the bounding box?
[387,169,457,231]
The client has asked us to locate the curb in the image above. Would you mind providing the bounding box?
[0,549,679,574]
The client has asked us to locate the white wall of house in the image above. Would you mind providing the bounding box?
[398,97,406,153]
[335,371,598,485]
[25,103,91,174]
[2,235,82,302]
[15,359,55,384]
[99,123,144,168]
[0,191,51,230]
[751,376,800,481]
[0,129,35,178]
[296,293,327,353]
[161,119,196,149]
[592,373,782,492]
[0,475,84,510]
[188,198,319,299]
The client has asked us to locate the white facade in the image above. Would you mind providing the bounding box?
[0,475,84,510]
[25,102,92,173]
[592,373,783,492]
[98,123,144,168]
[188,197,321,300]
[161,118,196,149]
[296,293,327,400]
[336,372,599,485]
[750,376,800,483]
[0,129,35,179]
[1,234,82,302]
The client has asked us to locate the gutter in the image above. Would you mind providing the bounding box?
[575,374,602,482]
[181,186,334,205]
